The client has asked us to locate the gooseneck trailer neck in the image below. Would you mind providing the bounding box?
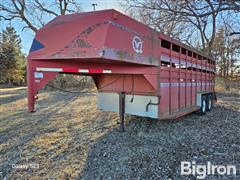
[27,9,216,131]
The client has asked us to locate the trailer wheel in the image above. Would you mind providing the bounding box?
[206,94,213,111]
[199,95,207,115]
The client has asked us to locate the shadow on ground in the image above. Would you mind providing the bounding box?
[80,105,240,179]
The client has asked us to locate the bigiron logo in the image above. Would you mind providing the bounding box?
[181,161,237,179]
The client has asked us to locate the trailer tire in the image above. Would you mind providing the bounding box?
[206,94,213,111]
[199,95,207,115]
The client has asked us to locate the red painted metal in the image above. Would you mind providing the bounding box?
[27,9,215,119]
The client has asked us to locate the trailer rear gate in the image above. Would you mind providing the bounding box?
[27,9,216,126]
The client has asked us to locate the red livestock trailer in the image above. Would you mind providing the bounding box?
[27,9,216,131]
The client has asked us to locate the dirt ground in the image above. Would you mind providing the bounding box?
[0,87,240,179]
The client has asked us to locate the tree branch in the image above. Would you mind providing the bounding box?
[1,0,82,33]
[34,0,58,17]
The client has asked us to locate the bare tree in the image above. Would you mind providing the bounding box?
[0,0,82,33]
[211,26,240,80]
[124,0,240,55]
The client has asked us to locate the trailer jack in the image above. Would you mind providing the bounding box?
[119,92,125,132]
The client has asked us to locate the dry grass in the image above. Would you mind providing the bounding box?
[0,86,239,179]
[215,76,240,94]
[0,87,119,179]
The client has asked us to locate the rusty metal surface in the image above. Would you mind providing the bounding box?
[27,9,215,120]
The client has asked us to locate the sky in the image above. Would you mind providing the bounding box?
[1,0,239,58]
[0,0,123,54]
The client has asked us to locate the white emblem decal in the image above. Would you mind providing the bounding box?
[132,35,143,54]
[34,72,43,78]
